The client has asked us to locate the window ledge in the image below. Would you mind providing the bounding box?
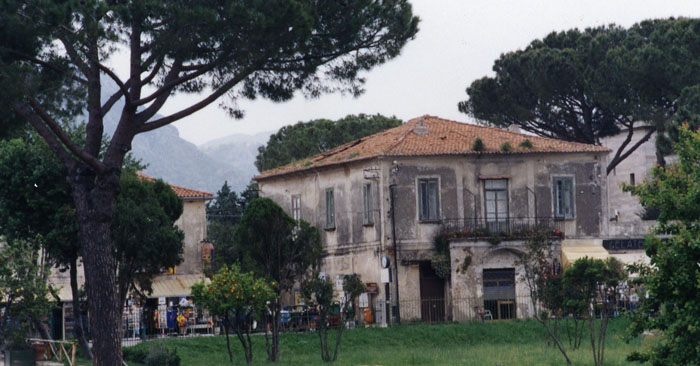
[324,226,336,231]
[554,217,575,221]
[419,219,441,224]
[363,222,374,227]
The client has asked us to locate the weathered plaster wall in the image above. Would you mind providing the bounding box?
[174,199,208,274]
[449,240,562,320]
[259,151,606,315]
[601,129,671,238]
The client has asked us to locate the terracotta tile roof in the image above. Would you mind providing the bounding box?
[256,115,610,180]
[136,172,213,199]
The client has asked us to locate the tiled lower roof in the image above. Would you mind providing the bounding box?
[137,172,213,199]
[256,115,610,180]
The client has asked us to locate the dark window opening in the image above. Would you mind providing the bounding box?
[418,178,440,221]
[325,188,335,229]
[363,183,373,225]
[483,268,516,320]
[553,177,574,219]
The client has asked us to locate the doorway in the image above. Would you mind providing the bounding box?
[419,261,446,323]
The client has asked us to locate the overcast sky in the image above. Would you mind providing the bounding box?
[141,0,700,146]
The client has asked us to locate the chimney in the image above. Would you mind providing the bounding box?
[413,118,429,136]
[508,124,521,133]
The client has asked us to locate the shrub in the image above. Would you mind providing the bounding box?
[144,343,180,366]
[472,138,484,151]
[519,139,533,148]
[500,142,512,152]
[123,346,148,363]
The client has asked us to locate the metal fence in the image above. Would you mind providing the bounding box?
[440,217,565,240]
[396,294,642,324]
[398,295,535,323]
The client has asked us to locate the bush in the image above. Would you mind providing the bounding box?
[144,343,180,366]
[124,343,180,366]
[472,138,484,151]
[519,139,533,148]
[500,142,512,152]
[123,346,148,363]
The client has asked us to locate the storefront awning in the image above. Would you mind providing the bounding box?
[47,274,208,302]
[147,274,208,299]
[562,240,610,268]
[48,283,74,302]
[609,251,650,266]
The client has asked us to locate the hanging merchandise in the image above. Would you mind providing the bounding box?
[156,305,168,329]
[167,308,177,329]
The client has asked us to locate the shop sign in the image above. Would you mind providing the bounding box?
[603,238,645,250]
[365,282,379,294]
[158,297,166,305]
[358,293,369,308]
[380,268,392,283]
[335,275,346,290]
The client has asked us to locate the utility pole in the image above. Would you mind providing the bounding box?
[389,184,401,325]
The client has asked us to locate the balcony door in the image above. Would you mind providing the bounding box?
[484,179,509,234]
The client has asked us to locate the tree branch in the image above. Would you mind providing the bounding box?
[101,79,133,116]
[133,60,184,123]
[606,127,656,175]
[140,56,164,87]
[26,97,105,173]
[4,49,88,84]
[58,36,90,78]
[138,67,255,133]
[131,64,216,107]
[96,63,131,106]
[10,102,76,170]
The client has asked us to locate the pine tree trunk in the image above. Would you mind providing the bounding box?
[70,172,123,366]
[70,259,94,360]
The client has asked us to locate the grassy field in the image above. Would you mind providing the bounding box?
[86,319,653,366]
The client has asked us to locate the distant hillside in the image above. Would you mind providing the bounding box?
[199,131,271,180]
[100,82,263,194]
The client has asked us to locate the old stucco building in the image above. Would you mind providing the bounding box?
[256,116,610,322]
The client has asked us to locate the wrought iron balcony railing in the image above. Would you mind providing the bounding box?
[439,217,565,240]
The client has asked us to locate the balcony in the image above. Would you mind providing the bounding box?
[439,217,565,241]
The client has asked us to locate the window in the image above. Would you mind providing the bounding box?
[484,179,509,222]
[418,178,440,221]
[553,177,574,219]
[325,188,335,229]
[363,183,373,225]
[629,173,635,186]
[291,195,301,222]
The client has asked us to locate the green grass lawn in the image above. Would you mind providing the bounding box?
[87,319,654,366]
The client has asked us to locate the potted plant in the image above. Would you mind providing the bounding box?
[32,340,48,361]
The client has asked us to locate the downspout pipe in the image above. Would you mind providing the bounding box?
[389,183,401,325]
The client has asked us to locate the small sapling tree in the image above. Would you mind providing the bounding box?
[192,265,275,365]
[302,273,365,362]
[517,231,572,365]
[234,198,322,361]
[563,257,626,366]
